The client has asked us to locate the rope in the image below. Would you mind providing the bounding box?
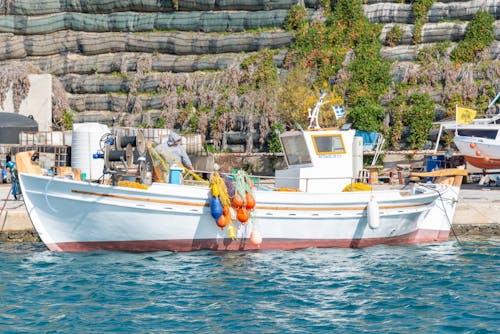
[44,176,58,213]
[420,183,461,245]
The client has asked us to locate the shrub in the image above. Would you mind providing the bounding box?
[386,25,403,47]
[403,93,435,149]
[348,103,385,132]
[451,10,495,63]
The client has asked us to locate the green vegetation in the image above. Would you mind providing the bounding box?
[284,0,392,131]
[61,109,74,130]
[267,123,284,153]
[390,93,435,149]
[348,104,385,132]
[417,41,451,64]
[412,0,435,44]
[451,10,495,63]
[386,25,403,47]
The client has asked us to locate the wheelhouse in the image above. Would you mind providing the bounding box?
[275,129,358,192]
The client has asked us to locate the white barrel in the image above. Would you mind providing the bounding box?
[183,134,203,155]
[71,123,109,180]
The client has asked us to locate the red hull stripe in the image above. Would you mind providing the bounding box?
[47,229,450,252]
[71,189,432,212]
[465,156,500,169]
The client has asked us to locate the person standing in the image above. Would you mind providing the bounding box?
[1,165,7,183]
[157,132,193,170]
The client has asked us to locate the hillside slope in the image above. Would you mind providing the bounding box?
[0,0,498,152]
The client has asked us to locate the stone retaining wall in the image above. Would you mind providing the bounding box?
[0,0,497,152]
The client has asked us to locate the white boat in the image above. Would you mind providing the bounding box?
[17,127,466,252]
[436,93,500,170]
[452,117,500,169]
[17,94,467,252]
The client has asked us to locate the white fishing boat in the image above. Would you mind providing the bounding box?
[453,120,500,170]
[436,93,500,170]
[17,96,467,252]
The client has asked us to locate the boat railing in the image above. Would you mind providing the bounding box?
[189,169,365,192]
[188,167,466,191]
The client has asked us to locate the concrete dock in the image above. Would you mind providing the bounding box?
[1,183,499,243]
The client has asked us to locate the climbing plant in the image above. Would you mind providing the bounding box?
[451,10,495,63]
[52,77,73,130]
[386,24,403,47]
[284,0,392,132]
[388,91,436,150]
[347,104,385,133]
[0,64,31,114]
[267,123,284,153]
[412,0,435,44]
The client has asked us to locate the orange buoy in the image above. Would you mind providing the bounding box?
[245,192,256,210]
[216,215,228,229]
[232,193,244,209]
[483,156,490,163]
[222,206,230,216]
[476,150,482,156]
[237,207,249,223]
[470,142,476,149]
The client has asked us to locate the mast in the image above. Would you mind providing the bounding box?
[307,91,328,129]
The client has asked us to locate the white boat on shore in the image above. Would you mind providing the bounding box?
[437,93,500,170]
[452,116,500,170]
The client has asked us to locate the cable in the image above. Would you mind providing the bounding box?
[420,183,462,245]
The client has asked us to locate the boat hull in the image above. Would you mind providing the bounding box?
[19,173,459,252]
[41,230,450,252]
[454,136,500,169]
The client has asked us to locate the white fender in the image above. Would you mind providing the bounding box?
[367,196,380,229]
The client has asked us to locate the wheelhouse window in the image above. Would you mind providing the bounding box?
[312,134,346,155]
[457,129,498,140]
[281,133,312,165]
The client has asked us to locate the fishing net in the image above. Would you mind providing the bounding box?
[342,182,372,192]
[147,144,169,182]
[233,170,254,206]
[210,172,230,208]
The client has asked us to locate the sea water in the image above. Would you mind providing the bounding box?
[0,237,498,333]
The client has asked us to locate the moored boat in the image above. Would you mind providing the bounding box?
[17,94,468,252]
[18,128,466,252]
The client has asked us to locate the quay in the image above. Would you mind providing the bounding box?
[1,183,498,243]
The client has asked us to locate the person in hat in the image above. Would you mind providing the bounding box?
[157,132,193,170]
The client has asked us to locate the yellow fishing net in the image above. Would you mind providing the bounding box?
[342,182,372,192]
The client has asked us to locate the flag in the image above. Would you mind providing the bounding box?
[456,106,476,124]
[333,105,346,120]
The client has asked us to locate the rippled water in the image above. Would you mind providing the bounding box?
[1,237,498,333]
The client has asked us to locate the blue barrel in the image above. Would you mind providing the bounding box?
[169,167,183,184]
[425,155,445,172]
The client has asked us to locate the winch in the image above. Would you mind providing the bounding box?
[93,130,147,185]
